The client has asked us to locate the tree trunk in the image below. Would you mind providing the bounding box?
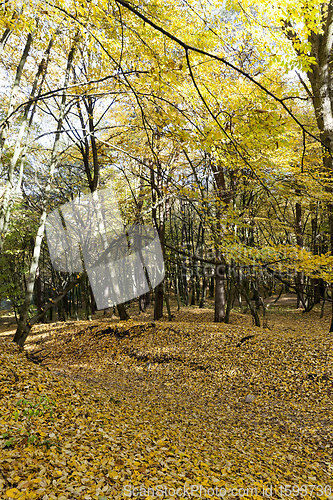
[242,281,260,327]
[165,281,172,321]
[117,303,129,321]
[154,281,164,320]
[13,212,48,346]
[224,277,234,324]
[305,9,333,330]
[13,35,78,347]
[139,291,150,312]
[34,268,43,316]
[0,32,33,150]
[0,28,11,56]
[199,275,207,308]
[1,35,54,252]
[295,201,304,308]
[285,5,333,329]
[214,262,226,322]
[0,33,33,251]
[209,276,214,298]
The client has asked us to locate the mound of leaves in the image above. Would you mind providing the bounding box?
[1,314,333,499]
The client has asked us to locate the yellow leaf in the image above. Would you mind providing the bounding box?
[6,489,20,499]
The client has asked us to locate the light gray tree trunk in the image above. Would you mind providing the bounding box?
[13,35,79,347]
[0,35,54,252]
[0,32,33,151]
[0,28,11,55]
[0,32,33,250]
[214,262,226,322]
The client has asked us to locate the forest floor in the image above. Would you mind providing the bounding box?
[0,298,333,499]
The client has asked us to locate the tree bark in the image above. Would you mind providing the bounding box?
[284,3,333,328]
[0,34,54,252]
[214,262,226,322]
[154,282,164,321]
[295,201,304,308]
[13,34,79,347]
[117,303,129,321]
[0,33,33,251]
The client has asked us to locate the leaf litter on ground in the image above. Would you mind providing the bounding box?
[0,306,332,499]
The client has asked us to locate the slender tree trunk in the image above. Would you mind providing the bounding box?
[154,282,164,320]
[0,35,54,251]
[209,276,214,298]
[139,292,150,312]
[136,172,151,312]
[13,35,78,347]
[295,201,304,308]
[224,277,234,324]
[0,33,33,251]
[199,275,207,308]
[214,262,226,322]
[165,280,172,321]
[329,209,333,331]
[0,32,33,150]
[0,28,11,55]
[210,155,231,323]
[150,161,166,321]
[34,268,43,315]
[13,214,48,346]
[242,280,260,327]
[174,270,181,311]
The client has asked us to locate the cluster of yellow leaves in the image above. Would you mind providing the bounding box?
[213,243,333,282]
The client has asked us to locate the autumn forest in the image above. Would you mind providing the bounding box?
[0,1,333,499]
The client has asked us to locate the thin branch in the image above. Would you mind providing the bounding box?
[113,0,323,146]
